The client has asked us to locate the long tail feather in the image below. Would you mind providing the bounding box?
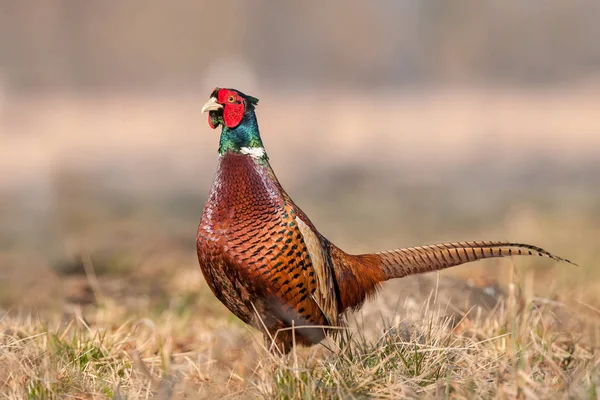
[365,241,576,280]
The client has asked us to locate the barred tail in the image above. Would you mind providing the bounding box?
[361,241,576,280]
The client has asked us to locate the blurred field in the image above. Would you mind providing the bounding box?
[2,1,600,397]
[0,87,599,398]
[2,85,600,190]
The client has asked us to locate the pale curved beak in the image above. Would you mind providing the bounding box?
[201,97,223,113]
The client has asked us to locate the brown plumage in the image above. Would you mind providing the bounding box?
[196,88,574,353]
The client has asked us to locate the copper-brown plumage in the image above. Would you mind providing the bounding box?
[196,88,574,353]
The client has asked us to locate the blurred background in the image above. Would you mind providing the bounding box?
[1,0,599,312]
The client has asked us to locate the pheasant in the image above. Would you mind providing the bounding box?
[196,87,573,353]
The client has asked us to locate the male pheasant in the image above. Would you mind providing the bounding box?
[196,88,573,353]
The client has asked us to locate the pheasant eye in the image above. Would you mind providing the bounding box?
[228,95,236,103]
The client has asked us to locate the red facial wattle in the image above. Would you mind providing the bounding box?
[223,103,244,128]
[217,89,245,129]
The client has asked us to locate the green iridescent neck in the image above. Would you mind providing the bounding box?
[218,111,267,160]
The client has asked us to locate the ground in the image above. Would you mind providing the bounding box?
[2,266,599,398]
[1,89,599,398]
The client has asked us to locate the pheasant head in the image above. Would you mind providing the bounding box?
[201,88,265,159]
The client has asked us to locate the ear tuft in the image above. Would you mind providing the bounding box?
[246,95,259,106]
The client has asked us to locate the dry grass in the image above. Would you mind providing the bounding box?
[1,268,599,399]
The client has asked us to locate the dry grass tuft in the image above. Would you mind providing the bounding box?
[1,278,598,399]
[256,290,599,399]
